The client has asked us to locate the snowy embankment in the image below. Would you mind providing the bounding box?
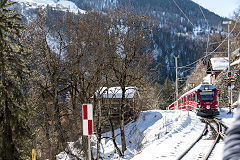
[57,108,237,160]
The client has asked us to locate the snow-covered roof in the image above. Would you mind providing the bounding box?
[232,97,240,107]
[97,86,137,99]
[232,48,240,57]
[210,57,229,71]
[231,58,240,67]
[179,82,216,99]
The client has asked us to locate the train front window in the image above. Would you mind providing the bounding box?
[199,91,215,102]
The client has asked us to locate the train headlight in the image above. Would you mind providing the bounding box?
[206,105,210,109]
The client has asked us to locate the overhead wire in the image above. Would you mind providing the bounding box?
[172,0,195,27]
[209,40,227,45]
[170,0,202,71]
[233,27,240,40]
[166,1,240,106]
[205,21,240,71]
[178,19,238,69]
[158,0,206,72]
[171,0,239,70]
[179,66,196,73]
[157,0,239,81]
[198,4,210,56]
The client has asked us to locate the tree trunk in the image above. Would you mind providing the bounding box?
[120,86,126,153]
[96,100,102,160]
[109,118,123,157]
[53,86,66,153]
[43,110,52,159]
[1,58,16,159]
[2,101,16,160]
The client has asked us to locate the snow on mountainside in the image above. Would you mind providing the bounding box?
[13,0,85,13]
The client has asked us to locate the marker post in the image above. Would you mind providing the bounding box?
[82,104,93,160]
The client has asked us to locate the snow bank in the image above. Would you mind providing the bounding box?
[57,108,237,160]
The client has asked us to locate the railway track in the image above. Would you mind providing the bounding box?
[177,117,228,160]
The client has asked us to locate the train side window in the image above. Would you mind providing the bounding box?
[195,93,199,103]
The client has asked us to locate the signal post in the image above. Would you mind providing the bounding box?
[223,20,232,113]
[225,72,236,113]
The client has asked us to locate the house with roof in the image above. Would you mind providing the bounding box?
[93,86,138,132]
[206,53,240,84]
[97,86,138,115]
[207,57,229,84]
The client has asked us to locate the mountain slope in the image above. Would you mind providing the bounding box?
[69,0,224,29]
[14,0,226,84]
[65,0,226,83]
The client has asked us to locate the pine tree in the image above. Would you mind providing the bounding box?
[0,0,31,159]
[159,77,175,109]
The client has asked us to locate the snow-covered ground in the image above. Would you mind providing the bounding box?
[57,105,238,160]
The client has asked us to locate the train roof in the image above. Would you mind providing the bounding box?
[198,83,216,90]
[168,83,217,107]
[168,84,201,107]
[179,83,216,99]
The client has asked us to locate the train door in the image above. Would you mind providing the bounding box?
[189,94,193,110]
[194,92,200,112]
[183,96,186,109]
[186,96,189,109]
[215,90,220,110]
[178,100,181,109]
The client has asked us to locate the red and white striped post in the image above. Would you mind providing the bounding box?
[82,104,93,160]
[82,104,93,135]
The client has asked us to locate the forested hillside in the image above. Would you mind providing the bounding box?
[14,0,227,83]
[67,0,226,83]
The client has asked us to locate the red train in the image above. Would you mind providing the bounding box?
[168,82,219,116]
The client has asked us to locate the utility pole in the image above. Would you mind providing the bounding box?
[223,20,232,113]
[174,56,179,109]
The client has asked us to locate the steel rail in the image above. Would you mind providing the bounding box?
[214,118,229,130]
[177,117,227,160]
[176,123,208,160]
[207,121,225,140]
[203,118,223,160]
